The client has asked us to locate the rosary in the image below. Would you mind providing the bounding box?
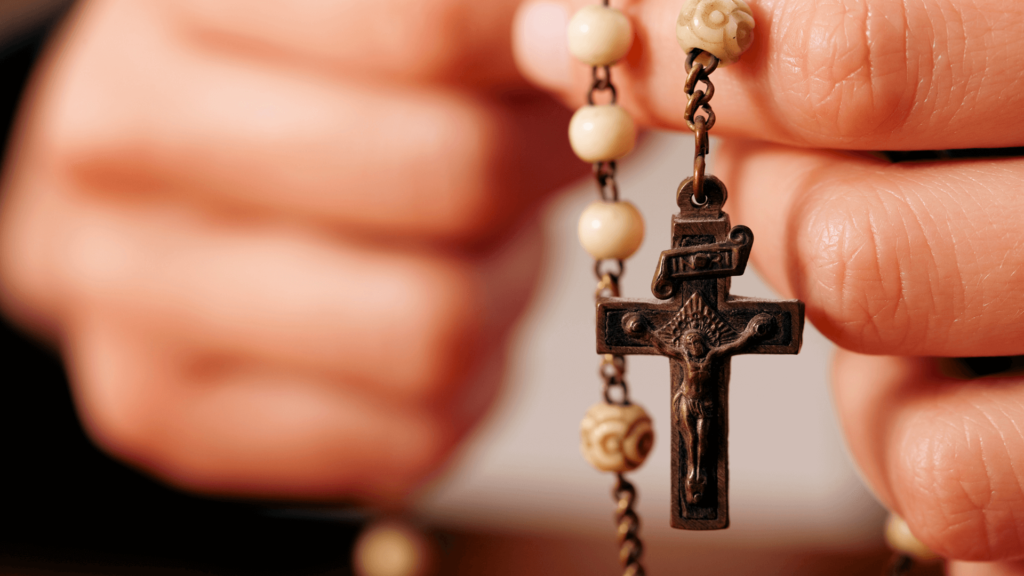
[564,1,939,574]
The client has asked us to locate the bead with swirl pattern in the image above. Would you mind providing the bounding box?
[676,0,755,65]
[581,402,655,473]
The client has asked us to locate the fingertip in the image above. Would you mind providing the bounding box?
[512,1,572,94]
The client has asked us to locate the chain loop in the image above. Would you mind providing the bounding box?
[614,475,645,576]
[601,353,631,406]
[682,53,718,131]
[692,115,709,205]
[603,378,630,405]
[594,161,620,202]
[682,49,718,207]
[588,66,618,105]
[594,259,624,285]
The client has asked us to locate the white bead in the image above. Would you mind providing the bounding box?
[568,105,636,163]
[353,520,436,576]
[567,5,634,66]
[580,402,654,473]
[884,514,939,561]
[676,0,755,66]
[578,200,644,260]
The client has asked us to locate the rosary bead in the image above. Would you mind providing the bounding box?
[353,520,436,576]
[578,200,645,260]
[884,513,939,562]
[567,5,634,66]
[676,0,755,66]
[568,104,637,163]
[580,402,654,473]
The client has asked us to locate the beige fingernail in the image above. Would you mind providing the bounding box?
[512,1,572,93]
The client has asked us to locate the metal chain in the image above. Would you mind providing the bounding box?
[590,60,621,205]
[614,475,645,576]
[600,353,629,405]
[588,28,922,576]
[594,261,645,575]
[682,49,719,206]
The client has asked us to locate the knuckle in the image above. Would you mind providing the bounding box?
[420,102,511,241]
[894,400,1024,560]
[771,0,915,144]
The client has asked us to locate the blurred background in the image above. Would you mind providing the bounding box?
[0,2,936,575]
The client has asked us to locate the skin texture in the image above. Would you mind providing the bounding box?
[2,0,1024,573]
[512,0,1024,573]
[0,0,583,502]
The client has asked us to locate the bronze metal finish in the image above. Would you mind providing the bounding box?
[582,49,646,572]
[614,475,645,576]
[596,177,805,529]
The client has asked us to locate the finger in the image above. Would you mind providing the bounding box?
[514,0,1024,149]
[0,174,542,407]
[715,140,1024,357]
[153,0,526,86]
[39,0,582,244]
[833,350,1024,561]
[951,560,1024,576]
[65,314,506,500]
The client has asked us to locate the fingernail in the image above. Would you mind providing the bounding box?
[512,1,572,93]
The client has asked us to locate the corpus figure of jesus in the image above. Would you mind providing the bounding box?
[624,311,774,505]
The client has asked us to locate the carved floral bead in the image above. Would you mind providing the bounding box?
[676,0,755,66]
[578,200,645,260]
[567,5,634,66]
[568,104,637,163]
[580,402,654,473]
[884,513,939,561]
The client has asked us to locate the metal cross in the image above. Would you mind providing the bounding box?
[597,177,805,530]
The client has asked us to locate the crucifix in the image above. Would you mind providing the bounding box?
[596,176,805,530]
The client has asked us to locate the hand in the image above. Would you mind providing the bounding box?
[0,0,581,502]
[515,0,1024,572]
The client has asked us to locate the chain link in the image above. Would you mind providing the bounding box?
[614,475,645,576]
[588,65,618,105]
[601,354,631,406]
[885,554,914,576]
[682,49,719,205]
[594,161,620,202]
